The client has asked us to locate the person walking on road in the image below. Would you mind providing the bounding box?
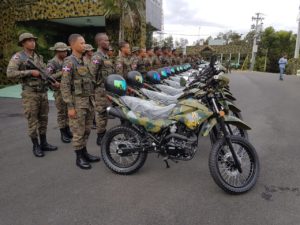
[278,54,288,81]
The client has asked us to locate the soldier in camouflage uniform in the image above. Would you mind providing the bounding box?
[7,33,58,157]
[130,46,139,65]
[153,47,162,70]
[88,33,115,146]
[47,42,72,143]
[160,46,172,66]
[136,48,149,76]
[115,41,136,78]
[61,34,100,170]
[83,44,94,65]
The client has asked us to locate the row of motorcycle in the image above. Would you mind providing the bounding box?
[99,56,260,194]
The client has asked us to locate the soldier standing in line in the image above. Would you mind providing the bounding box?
[88,33,115,146]
[115,41,135,78]
[160,46,172,66]
[130,46,140,65]
[7,33,58,157]
[83,44,95,65]
[47,42,72,143]
[153,47,162,70]
[145,47,154,71]
[136,48,148,76]
[60,34,100,170]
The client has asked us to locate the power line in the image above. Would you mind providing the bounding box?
[154,31,208,37]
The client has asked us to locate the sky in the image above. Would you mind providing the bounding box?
[158,0,300,45]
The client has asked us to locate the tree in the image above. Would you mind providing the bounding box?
[163,35,174,48]
[255,26,296,72]
[103,0,144,42]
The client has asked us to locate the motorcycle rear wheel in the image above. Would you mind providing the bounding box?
[101,125,148,175]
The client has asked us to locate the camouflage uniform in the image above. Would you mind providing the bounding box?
[88,49,115,136]
[7,51,49,139]
[47,56,69,129]
[115,55,136,78]
[151,55,161,70]
[136,57,148,76]
[160,55,171,66]
[60,54,94,151]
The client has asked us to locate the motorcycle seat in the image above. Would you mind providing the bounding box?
[120,96,176,120]
[155,84,184,96]
[140,88,180,105]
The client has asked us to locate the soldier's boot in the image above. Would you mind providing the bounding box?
[75,149,92,169]
[40,134,58,151]
[65,126,73,139]
[96,131,106,146]
[60,128,71,143]
[31,138,45,157]
[82,147,100,163]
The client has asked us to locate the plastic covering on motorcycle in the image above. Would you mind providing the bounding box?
[120,96,176,120]
[155,84,184,96]
[163,79,183,88]
[140,88,180,105]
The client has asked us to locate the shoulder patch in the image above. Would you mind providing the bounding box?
[47,66,54,73]
[62,65,71,72]
[92,59,100,64]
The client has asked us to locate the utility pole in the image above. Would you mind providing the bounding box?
[294,5,300,58]
[250,13,264,71]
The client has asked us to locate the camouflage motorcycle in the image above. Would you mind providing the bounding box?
[101,74,260,194]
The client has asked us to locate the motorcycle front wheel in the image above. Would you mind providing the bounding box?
[209,136,259,194]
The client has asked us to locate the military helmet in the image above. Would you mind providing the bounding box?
[49,42,70,51]
[170,67,176,75]
[163,67,172,76]
[105,74,127,96]
[157,68,168,79]
[145,71,161,84]
[127,71,144,88]
[85,44,95,51]
[18,33,38,46]
[131,46,140,53]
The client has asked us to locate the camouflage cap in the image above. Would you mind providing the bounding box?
[18,33,38,46]
[132,46,140,53]
[49,42,70,51]
[85,44,95,51]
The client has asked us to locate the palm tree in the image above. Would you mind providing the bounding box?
[102,0,145,43]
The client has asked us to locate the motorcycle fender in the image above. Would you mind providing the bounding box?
[224,92,236,101]
[227,101,241,113]
[200,115,251,137]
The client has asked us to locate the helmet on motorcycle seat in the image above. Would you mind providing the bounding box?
[170,67,176,75]
[175,65,181,74]
[126,71,144,88]
[146,71,161,84]
[163,67,172,76]
[105,74,127,96]
[157,68,168,79]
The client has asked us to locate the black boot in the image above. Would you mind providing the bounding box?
[65,126,73,138]
[82,147,100,162]
[31,138,44,157]
[60,128,71,143]
[96,131,106,146]
[40,134,58,151]
[75,149,92,169]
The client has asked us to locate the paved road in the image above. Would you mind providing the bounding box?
[1,71,300,225]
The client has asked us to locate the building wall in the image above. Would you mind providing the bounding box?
[0,0,146,84]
